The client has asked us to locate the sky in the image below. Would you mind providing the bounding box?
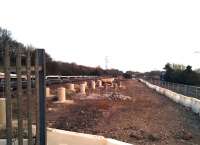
[0,0,200,72]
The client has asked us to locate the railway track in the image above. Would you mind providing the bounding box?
[0,75,100,92]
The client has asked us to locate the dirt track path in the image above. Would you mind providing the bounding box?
[47,80,200,145]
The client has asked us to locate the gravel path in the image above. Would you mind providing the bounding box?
[47,80,200,145]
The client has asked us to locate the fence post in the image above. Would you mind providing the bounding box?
[35,49,46,145]
[196,87,198,98]
[4,44,12,145]
[27,49,33,145]
[16,47,23,145]
[35,49,40,145]
[185,85,187,96]
[177,84,179,93]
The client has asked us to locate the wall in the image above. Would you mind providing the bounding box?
[139,79,200,116]
[0,128,132,145]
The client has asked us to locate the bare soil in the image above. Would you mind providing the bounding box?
[46,80,200,145]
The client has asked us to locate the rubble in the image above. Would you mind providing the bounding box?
[107,93,132,101]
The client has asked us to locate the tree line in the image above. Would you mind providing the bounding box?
[163,63,200,86]
[0,27,123,76]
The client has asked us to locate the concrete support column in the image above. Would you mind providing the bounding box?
[0,98,6,129]
[111,83,114,87]
[105,83,108,90]
[46,87,51,97]
[80,84,86,94]
[91,80,96,90]
[57,87,66,102]
[119,82,122,88]
[69,83,75,91]
[97,80,102,87]
[114,83,118,89]
[84,81,88,87]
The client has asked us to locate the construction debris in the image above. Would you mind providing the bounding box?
[106,93,132,101]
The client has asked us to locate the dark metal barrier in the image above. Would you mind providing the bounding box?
[147,78,200,99]
[2,45,46,145]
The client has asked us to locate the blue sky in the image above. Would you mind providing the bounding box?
[0,0,200,72]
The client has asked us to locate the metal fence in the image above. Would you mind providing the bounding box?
[1,44,46,145]
[147,79,200,99]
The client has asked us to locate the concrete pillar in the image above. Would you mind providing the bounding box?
[0,98,6,129]
[46,87,51,97]
[57,87,66,102]
[111,83,114,87]
[105,83,108,90]
[84,81,88,87]
[91,80,96,90]
[114,83,118,89]
[80,84,86,94]
[68,83,75,91]
[97,80,102,87]
[119,82,122,88]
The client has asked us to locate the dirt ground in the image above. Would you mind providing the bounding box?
[46,80,200,145]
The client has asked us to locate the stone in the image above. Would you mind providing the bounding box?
[57,87,66,102]
[68,83,75,92]
[80,84,86,94]
[46,87,51,97]
[91,80,96,90]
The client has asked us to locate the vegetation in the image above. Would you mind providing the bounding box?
[123,71,133,79]
[0,27,123,76]
[143,70,162,80]
[123,71,140,79]
[46,59,123,76]
[163,63,200,86]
